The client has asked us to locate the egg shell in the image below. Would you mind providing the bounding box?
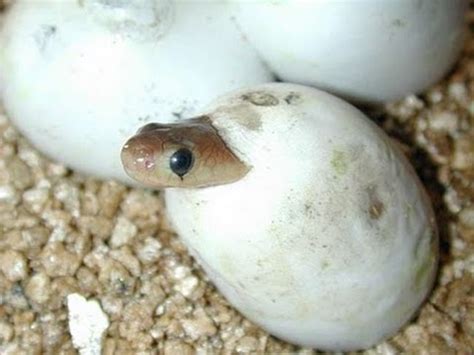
[0,0,273,183]
[231,0,468,104]
[164,83,438,350]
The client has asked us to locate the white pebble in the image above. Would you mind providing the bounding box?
[175,276,199,298]
[136,237,162,264]
[0,185,18,204]
[67,293,110,355]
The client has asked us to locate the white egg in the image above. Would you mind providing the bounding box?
[231,0,468,104]
[0,0,273,183]
[161,84,438,350]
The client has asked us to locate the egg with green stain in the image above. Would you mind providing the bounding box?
[121,83,439,351]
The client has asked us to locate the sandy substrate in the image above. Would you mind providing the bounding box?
[0,6,474,355]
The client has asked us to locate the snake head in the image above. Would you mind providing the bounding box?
[121,116,250,188]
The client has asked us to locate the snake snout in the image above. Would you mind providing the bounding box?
[121,135,159,179]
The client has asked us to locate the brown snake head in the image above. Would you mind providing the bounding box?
[121,116,250,188]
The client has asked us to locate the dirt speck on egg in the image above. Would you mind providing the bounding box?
[241,91,279,106]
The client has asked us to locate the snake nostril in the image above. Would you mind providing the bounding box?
[133,151,156,170]
[121,138,156,173]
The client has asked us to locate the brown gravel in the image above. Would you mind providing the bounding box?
[1,5,474,355]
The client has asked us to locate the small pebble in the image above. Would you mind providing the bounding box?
[236,335,260,353]
[163,340,195,355]
[7,156,33,190]
[40,242,80,277]
[0,321,14,343]
[0,185,19,205]
[135,236,162,264]
[181,307,217,340]
[109,217,138,248]
[25,272,51,304]
[458,206,474,228]
[175,275,199,298]
[22,186,50,213]
[0,250,28,281]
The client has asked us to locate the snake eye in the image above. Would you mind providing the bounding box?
[169,148,194,178]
